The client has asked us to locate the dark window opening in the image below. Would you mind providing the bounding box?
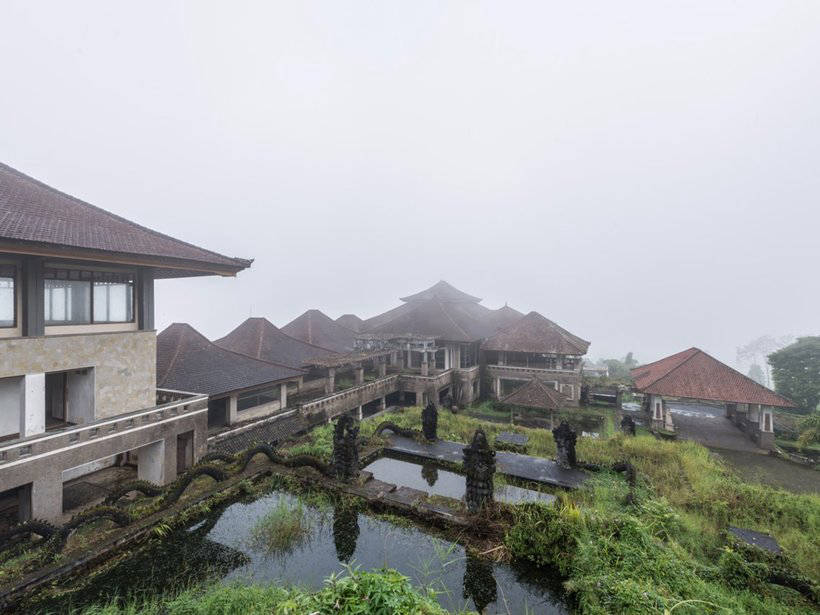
[0,265,16,328]
[237,385,280,411]
[44,269,135,325]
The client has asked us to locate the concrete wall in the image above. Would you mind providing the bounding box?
[0,330,156,420]
[0,376,22,437]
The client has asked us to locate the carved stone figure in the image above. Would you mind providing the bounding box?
[620,414,636,436]
[463,429,496,513]
[552,420,577,469]
[332,414,360,481]
[422,401,438,441]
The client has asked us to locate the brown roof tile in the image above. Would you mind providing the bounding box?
[399,280,481,303]
[501,378,568,410]
[157,323,303,396]
[482,311,590,355]
[370,297,493,342]
[631,347,796,407]
[335,314,364,332]
[214,317,339,368]
[0,162,251,277]
[281,309,356,353]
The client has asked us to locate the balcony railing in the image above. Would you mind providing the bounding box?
[486,364,578,377]
[0,394,208,467]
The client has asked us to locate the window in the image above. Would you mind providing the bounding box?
[237,385,280,411]
[44,269,134,325]
[0,265,15,328]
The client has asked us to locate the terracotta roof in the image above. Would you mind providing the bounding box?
[399,280,481,303]
[0,162,251,278]
[281,309,356,353]
[370,297,493,342]
[335,314,364,332]
[631,347,796,408]
[214,317,339,368]
[500,378,568,410]
[483,304,525,332]
[482,311,590,355]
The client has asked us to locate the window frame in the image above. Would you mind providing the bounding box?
[43,268,136,326]
[0,264,17,329]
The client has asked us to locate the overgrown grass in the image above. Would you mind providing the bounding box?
[248,498,311,555]
[70,568,454,614]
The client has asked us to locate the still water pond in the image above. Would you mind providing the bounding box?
[41,491,567,614]
[363,456,556,504]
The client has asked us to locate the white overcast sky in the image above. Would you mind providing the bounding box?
[1,1,818,367]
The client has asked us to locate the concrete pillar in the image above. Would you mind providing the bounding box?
[31,470,62,522]
[227,394,238,425]
[498,352,505,366]
[495,377,501,397]
[416,391,423,406]
[378,359,387,378]
[326,367,336,395]
[356,405,363,420]
[137,440,166,484]
[380,396,386,410]
[296,376,304,393]
[20,373,45,438]
[280,382,288,408]
[406,344,411,368]
[444,346,451,370]
[355,365,364,386]
[421,352,429,376]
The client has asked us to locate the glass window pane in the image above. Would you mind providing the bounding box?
[0,276,14,327]
[44,279,91,324]
[93,281,134,323]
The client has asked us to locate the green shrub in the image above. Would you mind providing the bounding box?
[248,499,311,555]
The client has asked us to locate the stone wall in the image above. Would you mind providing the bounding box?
[0,330,156,420]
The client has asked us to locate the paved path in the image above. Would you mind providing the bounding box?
[667,402,763,454]
[385,435,588,489]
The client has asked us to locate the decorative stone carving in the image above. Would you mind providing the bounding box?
[422,401,438,441]
[332,414,360,482]
[552,420,577,469]
[463,429,496,513]
[620,415,636,436]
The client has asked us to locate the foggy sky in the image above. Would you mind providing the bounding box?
[2,1,818,368]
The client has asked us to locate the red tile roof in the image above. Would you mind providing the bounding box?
[500,378,567,410]
[157,323,304,396]
[0,162,251,277]
[482,311,590,355]
[631,347,796,407]
[214,317,339,368]
[281,309,356,353]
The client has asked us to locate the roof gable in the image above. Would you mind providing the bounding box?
[0,162,251,277]
[482,311,590,355]
[370,297,491,342]
[214,317,338,367]
[399,280,481,304]
[631,348,796,407]
[335,314,364,332]
[157,323,303,396]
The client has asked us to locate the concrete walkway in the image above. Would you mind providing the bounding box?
[385,435,588,489]
[667,402,763,454]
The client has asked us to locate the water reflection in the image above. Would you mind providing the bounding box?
[421,460,439,487]
[332,504,359,562]
[463,554,498,613]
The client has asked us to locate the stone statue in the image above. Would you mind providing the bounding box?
[620,414,636,436]
[463,429,496,513]
[422,401,438,441]
[332,414,360,481]
[552,420,577,469]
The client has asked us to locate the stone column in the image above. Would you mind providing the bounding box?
[758,407,775,449]
[227,394,238,425]
[357,405,363,420]
[31,469,63,522]
[280,382,288,408]
[552,420,577,469]
[378,358,387,378]
[355,364,364,386]
[325,367,336,395]
[20,373,46,438]
[444,346,451,370]
[380,396,387,410]
[421,352,429,376]
[137,439,166,484]
[463,430,495,513]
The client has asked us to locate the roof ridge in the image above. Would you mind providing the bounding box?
[0,161,251,268]
[639,347,702,390]
[158,323,198,387]
[434,296,470,339]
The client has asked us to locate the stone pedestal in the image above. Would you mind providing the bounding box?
[552,420,577,469]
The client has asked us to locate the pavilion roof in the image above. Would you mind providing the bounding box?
[399,280,481,303]
[335,313,364,332]
[281,309,356,353]
[157,323,304,397]
[500,378,567,410]
[214,317,338,368]
[0,162,251,278]
[482,311,590,355]
[369,297,493,342]
[631,347,796,407]
[483,304,525,332]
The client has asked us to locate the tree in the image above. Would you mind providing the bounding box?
[603,352,639,382]
[768,336,820,413]
[737,335,793,387]
[747,364,766,386]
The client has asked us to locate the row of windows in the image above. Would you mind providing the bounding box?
[0,266,136,328]
[237,386,280,411]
